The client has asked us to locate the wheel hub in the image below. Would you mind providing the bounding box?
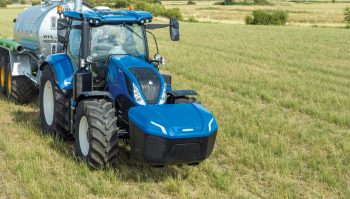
[0,65,4,88]
[43,80,54,125]
[79,116,90,156]
[7,70,11,94]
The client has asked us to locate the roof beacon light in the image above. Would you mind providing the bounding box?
[57,5,63,15]
[128,5,135,11]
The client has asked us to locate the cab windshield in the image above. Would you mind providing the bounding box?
[91,24,146,60]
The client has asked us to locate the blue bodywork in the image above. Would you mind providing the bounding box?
[64,10,153,25]
[129,104,218,139]
[47,53,218,139]
[107,55,166,105]
[46,9,218,163]
[45,54,76,90]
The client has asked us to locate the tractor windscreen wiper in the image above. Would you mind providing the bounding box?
[123,24,143,40]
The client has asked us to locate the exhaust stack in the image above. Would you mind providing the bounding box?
[74,0,82,11]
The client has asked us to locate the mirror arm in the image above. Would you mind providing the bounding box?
[146,30,159,54]
[145,24,169,29]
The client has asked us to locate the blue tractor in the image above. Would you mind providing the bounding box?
[39,4,218,168]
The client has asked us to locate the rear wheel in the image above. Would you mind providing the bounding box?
[5,63,35,104]
[40,66,72,139]
[74,99,119,169]
[8,76,35,104]
[0,59,5,94]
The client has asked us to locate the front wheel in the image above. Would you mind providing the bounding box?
[39,66,56,134]
[74,99,119,169]
[39,66,71,139]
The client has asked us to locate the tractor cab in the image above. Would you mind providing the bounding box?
[57,10,176,91]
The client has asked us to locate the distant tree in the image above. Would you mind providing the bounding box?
[187,0,196,5]
[0,0,11,7]
[20,0,25,5]
[214,0,234,5]
[245,10,288,25]
[224,0,234,4]
[32,1,40,5]
[345,7,350,28]
[114,0,130,8]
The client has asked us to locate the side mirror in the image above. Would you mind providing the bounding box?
[170,18,180,41]
[57,18,69,43]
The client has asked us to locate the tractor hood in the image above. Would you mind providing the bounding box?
[128,103,218,139]
[109,55,153,69]
[109,55,165,105]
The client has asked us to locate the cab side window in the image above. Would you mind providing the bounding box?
[67,21,81,68]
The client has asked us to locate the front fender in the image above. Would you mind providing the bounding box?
[40,54,76,90]
[168,90,198,97]
[76,91,115,106]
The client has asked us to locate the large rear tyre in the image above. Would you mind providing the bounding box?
[74,99,119,169]
[0,51,8,95]
[8,75,35,104]
[0,58,5,94]
[4,63,35,104]
[39,66,72,139]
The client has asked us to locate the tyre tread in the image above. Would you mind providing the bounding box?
[75,99,119,168]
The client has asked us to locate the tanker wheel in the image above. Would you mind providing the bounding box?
[0,60,5,94]
[74,99,119,169]
[40,66,72,139]
[5,63,35,104]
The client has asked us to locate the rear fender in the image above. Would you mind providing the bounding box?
[11,53,31,77]
[39,54,76,90]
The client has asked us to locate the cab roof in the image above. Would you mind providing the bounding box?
[63,10,153,24]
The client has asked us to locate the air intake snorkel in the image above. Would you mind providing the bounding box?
[73,12,92,100]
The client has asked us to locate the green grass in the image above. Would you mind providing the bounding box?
[1,7,350,198]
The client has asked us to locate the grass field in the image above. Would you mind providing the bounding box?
[163,0,350,26]
[1,6,350,198]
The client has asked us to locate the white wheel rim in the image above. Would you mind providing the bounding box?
[79,116,89,156]
[43,81,54,126]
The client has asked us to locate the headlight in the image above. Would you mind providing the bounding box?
[133,83,146,105]
[159,84,167,105]
[208,118,214,132]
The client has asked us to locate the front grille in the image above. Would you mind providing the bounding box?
[130,67,161,104]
